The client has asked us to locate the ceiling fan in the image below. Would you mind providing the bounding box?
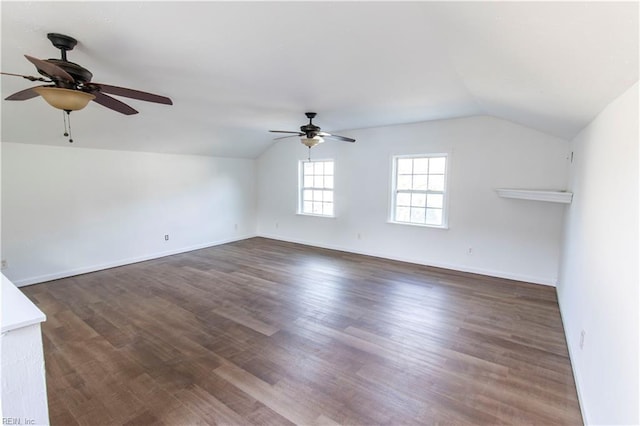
[270,112,356,149]
[1,33,172,141]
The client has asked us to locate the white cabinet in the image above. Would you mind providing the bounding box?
[1,274,49,425]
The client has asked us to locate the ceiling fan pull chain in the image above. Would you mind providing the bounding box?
[66,110,73,143]
[62,110,69,137]
[308,146,311,161]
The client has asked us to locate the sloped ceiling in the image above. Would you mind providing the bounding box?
[1,1,637,158]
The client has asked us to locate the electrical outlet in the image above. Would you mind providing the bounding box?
[1,260,7,269]
[357,233,362,240]
[467,247,473,255]
[579,330,586,349]
[164,234,169,241]
[275,222,279,229]
[234,223,238,231]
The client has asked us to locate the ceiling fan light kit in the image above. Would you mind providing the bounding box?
[301,136,324,148]
[33,87,95,111]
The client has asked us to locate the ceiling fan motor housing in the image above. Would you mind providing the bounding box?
[41,33,94,86]
[301,113,320,138]
[300,124,320,138]
[44,59,93,85]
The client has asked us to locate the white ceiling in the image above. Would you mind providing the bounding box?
[1,1,637,158]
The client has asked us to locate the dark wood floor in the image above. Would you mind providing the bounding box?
[23,237,582,425]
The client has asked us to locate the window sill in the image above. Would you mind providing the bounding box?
[296,213,336,219]
[387,220,449,230]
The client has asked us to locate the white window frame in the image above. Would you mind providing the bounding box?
[389,153,449,229]
[298,158,335,217]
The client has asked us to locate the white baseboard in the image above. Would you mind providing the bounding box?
[256,233,557,287]
[13,234,256,287]
[14,232,556,288]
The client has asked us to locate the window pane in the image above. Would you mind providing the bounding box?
[324,161,334,175]
[410,207,426,223]
[304,162,314,175]
[411,193,426,207]
[313,190,323,201]
[314,162,324,174]
[396,206,410,222]
[426,193,443,208]
[303,201,313,213]
[303,189,313,201]
[314,176,324,188]
[397,175,412,190]
[323,203,334,216]
[304,175,313,188]
[413,175,428,190]
[325,176,334,189]
[312,202,323,214]
[324,191,333,203]
[426,208,442,225]
[396,192,411,206]
[430,157,446,174]
[397,158,413,174]
[414,158,429,174]
[428,175,444,191]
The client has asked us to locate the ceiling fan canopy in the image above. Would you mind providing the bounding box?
[1,33,173,115]
[270,112,356,148]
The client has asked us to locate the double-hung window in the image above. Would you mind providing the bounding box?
[391,154,448,227]
[299,159,334,216]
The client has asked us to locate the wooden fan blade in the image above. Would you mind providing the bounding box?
[91,83,172,105]
[323,133,356,143]
[24,55,74,82]
[5,86,43,101]
[1,71,48,82]
[92,92,138,115]
[269,130,304,134]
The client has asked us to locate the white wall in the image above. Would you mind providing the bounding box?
[558,82,639,425]
[257,115,569,285]
[1,143,256,286]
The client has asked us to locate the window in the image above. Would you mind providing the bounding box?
[391,154,448,227]
[299,159,334,216]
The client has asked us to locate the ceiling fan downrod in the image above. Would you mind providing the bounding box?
[47,33,78,62]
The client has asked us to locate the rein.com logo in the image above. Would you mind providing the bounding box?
[2,418,35,425]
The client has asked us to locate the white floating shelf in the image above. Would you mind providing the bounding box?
[496,188,573,204]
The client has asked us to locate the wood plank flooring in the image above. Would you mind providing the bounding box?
[22,237,582,425]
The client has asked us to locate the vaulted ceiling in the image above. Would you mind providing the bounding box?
[1,1,637,158]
